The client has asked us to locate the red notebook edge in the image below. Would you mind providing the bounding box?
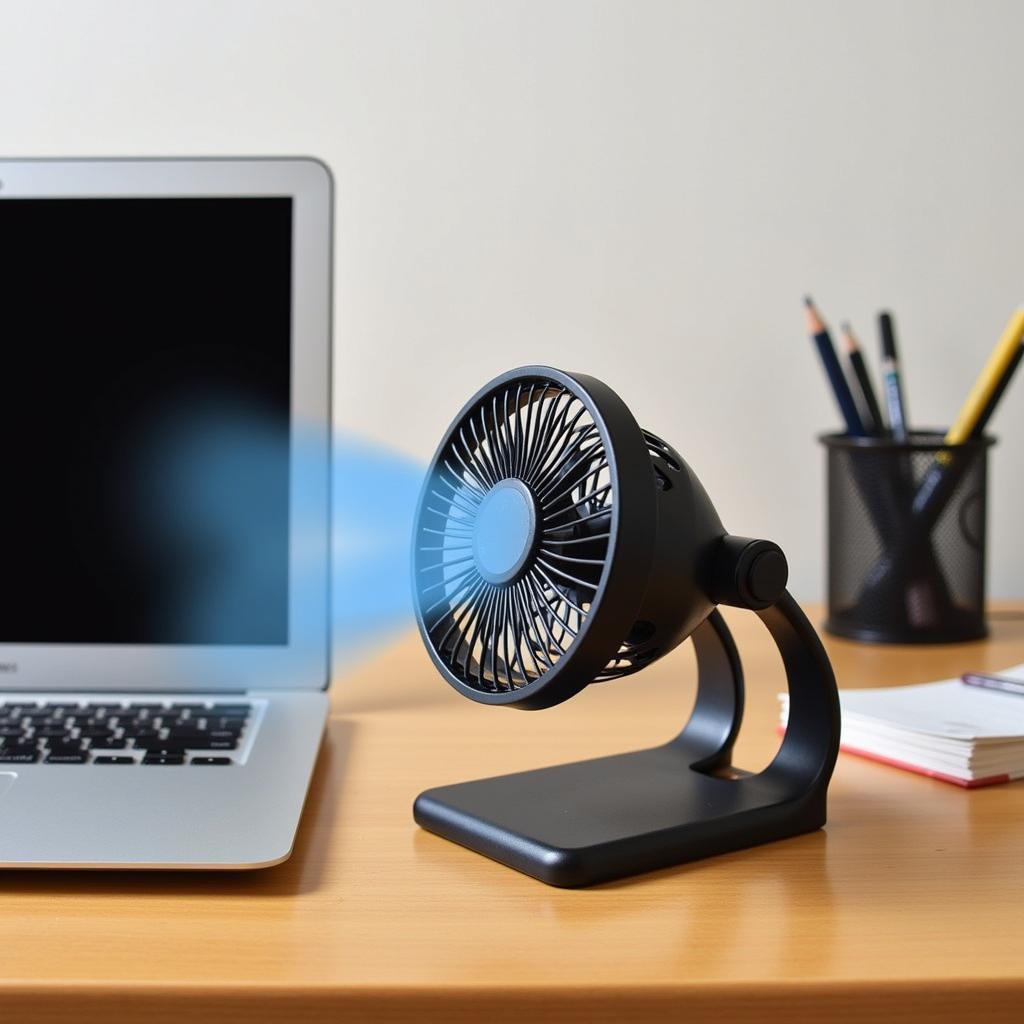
[774,725,1012,788]
[839,742,1010,789]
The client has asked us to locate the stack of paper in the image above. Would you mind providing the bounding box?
[779,662,1024,787]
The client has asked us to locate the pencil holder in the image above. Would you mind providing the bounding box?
[821,431,995,644]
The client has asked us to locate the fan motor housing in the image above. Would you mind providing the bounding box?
[605,431,726,679]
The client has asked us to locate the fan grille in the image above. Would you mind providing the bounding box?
[415,378,614,694]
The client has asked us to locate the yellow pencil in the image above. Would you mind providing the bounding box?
[945,307,1024,445]
[912,307,1024,510]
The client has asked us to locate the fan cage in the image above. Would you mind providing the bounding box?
[415,378,617,694]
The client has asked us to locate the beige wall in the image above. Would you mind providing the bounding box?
[3,0,1022,600]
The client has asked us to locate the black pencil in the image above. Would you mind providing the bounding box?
[840,321,885,435]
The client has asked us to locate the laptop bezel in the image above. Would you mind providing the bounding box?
[0,157,332,693]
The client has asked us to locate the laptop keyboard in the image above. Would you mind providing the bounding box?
[0,701,253,765]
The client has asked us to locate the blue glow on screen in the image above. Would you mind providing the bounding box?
[124,405,424,672]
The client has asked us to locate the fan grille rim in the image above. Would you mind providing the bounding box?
[411,365,657,709]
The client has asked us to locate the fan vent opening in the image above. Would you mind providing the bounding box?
[644,430,681,471]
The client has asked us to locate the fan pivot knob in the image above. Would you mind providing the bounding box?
[710,535,788,610]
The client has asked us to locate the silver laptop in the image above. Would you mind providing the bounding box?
[0,157,333,868]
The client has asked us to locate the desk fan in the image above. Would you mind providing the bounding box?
[412,366,840,887]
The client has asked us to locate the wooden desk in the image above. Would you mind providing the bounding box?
[4,604,1024,1023]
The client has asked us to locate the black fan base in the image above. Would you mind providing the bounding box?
[414,596,840,887]
[414,749,827,888]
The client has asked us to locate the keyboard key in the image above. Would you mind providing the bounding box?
[191,757,232,765]
[0,746,40,763]
[209,704,251,715]
[34,727,72,739]
[94,756,135,765]
[45,752,89,764]
[78,727,116,740]
[0,704,35,717]
[139,735,241,751]
[79,717,108,728]
[168,703,209,712]
[206,738,239,750]
[83,705,119,718]
[34,719,70,733]
[44,738,84,752]
[0,732,33,744]
[121,727,160,740]
[0,727,26,739]
[209,718,247,732]
[131,738,186,752]
[161,716,194,729]
[89,738,128,750]
[142,754,184,766]
[128,703,164,711]
[164,728,210,741]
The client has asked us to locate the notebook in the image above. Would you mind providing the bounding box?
[778,662,1024,787]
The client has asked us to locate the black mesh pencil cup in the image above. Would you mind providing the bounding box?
[821,431,995,644]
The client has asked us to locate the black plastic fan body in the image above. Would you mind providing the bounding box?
[412,366,840,887]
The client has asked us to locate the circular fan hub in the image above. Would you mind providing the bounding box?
[472,478,537,584]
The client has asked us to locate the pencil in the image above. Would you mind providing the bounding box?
[912,308,1024,514]
[944,307,1024,445]
[879,311,909,440]
[805,297,866,436]
[840,321,885,435]
[973,342,1023,435]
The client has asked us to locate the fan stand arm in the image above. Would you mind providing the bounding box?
[758,591,841,791]
[674,593,840,796]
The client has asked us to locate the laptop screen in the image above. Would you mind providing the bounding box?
[0,196,293,645]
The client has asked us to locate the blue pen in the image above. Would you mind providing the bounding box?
[879,311,909,440]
